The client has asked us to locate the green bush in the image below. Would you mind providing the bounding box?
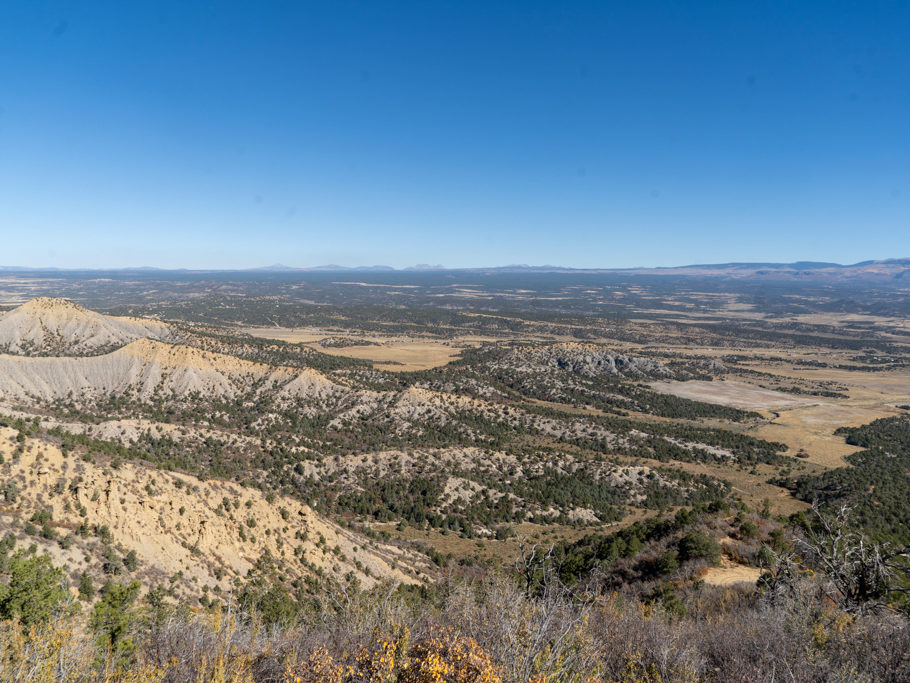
[78,571,95,600]
[678,532,721,565]
[657,549,680,575]
[739,520,759,539]
[123,549,138,572]
[0,550,68,627]
[91,581,140,657]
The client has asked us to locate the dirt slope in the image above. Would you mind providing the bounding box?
[0,297,172,355]
[0,338,340,404]
[0,426,427,597]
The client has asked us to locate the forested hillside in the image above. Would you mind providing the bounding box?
[790,415,910,544]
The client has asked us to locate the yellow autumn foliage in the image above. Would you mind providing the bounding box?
[284,626,502,683]
[0,617,165,683]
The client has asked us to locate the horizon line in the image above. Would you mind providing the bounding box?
[1,257,909,273]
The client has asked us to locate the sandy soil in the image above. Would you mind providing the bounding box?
[702,564,762,586]
[0,426,427,595]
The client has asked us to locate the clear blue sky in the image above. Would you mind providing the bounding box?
[1,1,908,269]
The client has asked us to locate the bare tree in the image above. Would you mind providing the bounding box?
[513,537,554,596]
[794,503,910,615]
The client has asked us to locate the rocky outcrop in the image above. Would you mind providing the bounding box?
[494,343,674,378]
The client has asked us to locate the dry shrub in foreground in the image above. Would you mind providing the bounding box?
[0,617,165,683]
[2,586,909,682]
[2,519,910,683]
[285,626,502,682]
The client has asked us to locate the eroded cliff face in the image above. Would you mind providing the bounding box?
[0,297,173,356]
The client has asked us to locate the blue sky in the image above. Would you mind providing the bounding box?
[1,1,907,269]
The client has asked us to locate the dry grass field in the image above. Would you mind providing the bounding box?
[649,353,910,468]
[317,340,468,371]
[243,326,489,370]
[649,380,817,410]
[752,405,891,467]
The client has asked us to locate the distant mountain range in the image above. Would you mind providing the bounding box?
[623,257,910,282]
[2,258,909,283]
